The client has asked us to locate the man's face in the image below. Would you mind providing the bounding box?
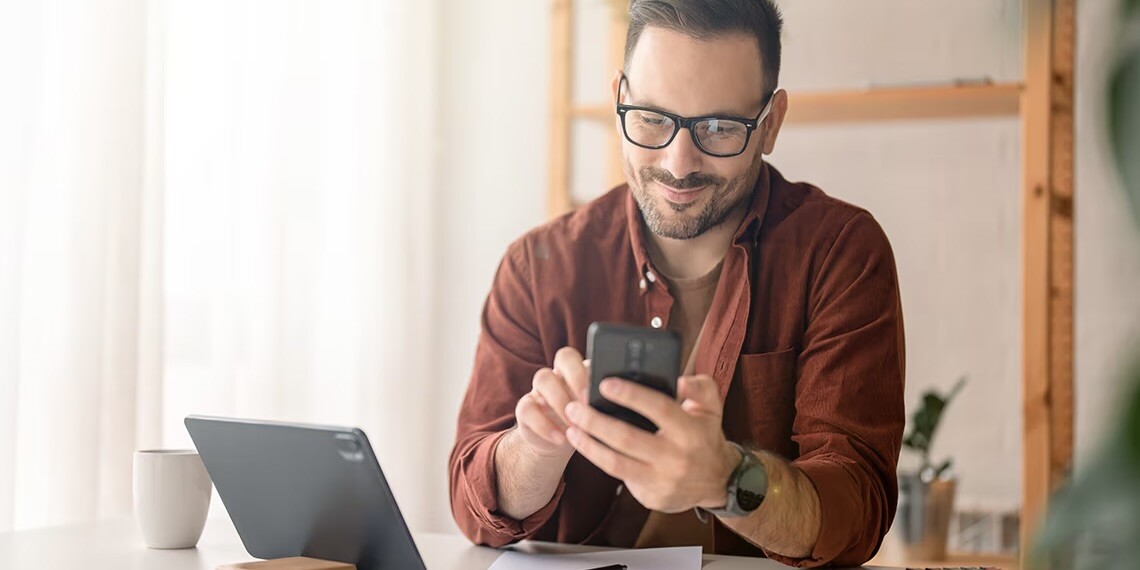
[618,27,778,240]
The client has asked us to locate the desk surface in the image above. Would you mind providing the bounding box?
[0,517,911,570]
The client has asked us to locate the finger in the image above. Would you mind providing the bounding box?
[530,392,571,430]
[564,401,660,462]
[677,375,723,415]
[680,399,710,414]
[581,359,591,401]
[598,378,683,428]
[516,393,567,445]
[553,347,589,401]
[533,368,574,425]
[565,426,642,482]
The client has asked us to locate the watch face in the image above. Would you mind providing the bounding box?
[736,463,768,512]
[737,488,765,511]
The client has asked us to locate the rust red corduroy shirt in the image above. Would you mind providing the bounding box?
[448,163,905,567]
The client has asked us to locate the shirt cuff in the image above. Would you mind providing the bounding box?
[460,430,567,544]
[763,454,864,568]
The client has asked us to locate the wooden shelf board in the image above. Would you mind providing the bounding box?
[788,83,1022,124]
[568,83,1022,125]
[569,104,613,121]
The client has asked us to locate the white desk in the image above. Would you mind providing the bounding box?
[0,517,906,569]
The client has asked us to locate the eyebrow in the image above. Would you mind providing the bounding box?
[624,95,766,119]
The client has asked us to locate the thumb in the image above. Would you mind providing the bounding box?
[677,375,722,414]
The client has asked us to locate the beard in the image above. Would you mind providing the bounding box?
[626,152,764,240]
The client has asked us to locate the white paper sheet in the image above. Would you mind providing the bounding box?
[487,546,702,570]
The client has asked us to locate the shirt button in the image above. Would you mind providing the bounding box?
[645,271,657,283]
[639,278,647,290]
[650,316,663,328]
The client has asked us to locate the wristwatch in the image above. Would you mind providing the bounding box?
[703,442,768,518]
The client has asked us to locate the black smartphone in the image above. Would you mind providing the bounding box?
[586,322,681,432]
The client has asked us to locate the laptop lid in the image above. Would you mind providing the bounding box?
[185,415,426,570]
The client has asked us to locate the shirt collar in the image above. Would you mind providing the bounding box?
[625,161,772,278]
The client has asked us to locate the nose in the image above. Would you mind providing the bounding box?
[657,127,704,182]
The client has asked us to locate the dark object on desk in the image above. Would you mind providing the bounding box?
[582,565,627,570]
[903,567,1001,570]
[186,416,427,570]
[587,322,680,432]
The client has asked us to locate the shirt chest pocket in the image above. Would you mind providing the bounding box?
[728,348,798,457]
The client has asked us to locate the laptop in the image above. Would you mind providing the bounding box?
[185,415,427,570]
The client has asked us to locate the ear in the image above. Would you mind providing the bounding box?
[611,69,625,133]
[611,69,624,104]
[760,89,788,155]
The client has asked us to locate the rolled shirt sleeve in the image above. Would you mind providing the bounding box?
[766,212,906,567]
[448,239,565,546]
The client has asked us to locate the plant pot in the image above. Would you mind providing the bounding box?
[897,473,957,561]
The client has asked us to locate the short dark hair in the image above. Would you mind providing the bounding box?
[623,0,783,94]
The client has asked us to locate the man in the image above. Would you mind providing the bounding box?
[448,1,905,567]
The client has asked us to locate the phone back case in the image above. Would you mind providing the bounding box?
[586,322,681,432]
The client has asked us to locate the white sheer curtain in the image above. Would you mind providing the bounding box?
[0,0,441,532]
[0,0,162,532]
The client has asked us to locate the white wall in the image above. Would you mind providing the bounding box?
[426,0,1140,532]
[771,0,1025,513]
[430,0,551,533]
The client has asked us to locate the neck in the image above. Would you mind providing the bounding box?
[645,202,748,280]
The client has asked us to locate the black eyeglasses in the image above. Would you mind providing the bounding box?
[615,73,775,158]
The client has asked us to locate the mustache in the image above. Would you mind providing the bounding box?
[639,167,723,190]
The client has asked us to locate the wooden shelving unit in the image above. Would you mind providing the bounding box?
[548,1,1075,568]
[569,83,1022,126]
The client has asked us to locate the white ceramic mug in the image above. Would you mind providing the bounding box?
[133,449,212,549]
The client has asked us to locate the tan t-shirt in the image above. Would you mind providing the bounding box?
[632,259,725,550]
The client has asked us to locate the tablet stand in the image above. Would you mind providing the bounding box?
[217,557,356,570]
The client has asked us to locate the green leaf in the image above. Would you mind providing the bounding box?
[1030,360,1140,568]
[944,377,966,403]
[901,378,967,470]
[933,458,953,478]
[1122,366,1140,469]
[1109,41,1140,222]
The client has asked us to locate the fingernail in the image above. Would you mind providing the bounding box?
[565,427,581,444]
[600,379,620,395]
[565,401,580,420]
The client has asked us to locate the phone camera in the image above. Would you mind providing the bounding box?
[626,339,645,371]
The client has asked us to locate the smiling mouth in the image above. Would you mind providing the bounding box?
[655,181,708,205]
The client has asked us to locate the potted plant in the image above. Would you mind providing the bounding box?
[897,377,966,561]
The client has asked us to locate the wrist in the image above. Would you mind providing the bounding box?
[513,427,574,465]
[699,440,741,509]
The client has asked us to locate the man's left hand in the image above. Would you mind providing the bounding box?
[564,374,739,513]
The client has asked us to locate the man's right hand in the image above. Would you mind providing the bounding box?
[513,347,590,460]
[494,347,591,521]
